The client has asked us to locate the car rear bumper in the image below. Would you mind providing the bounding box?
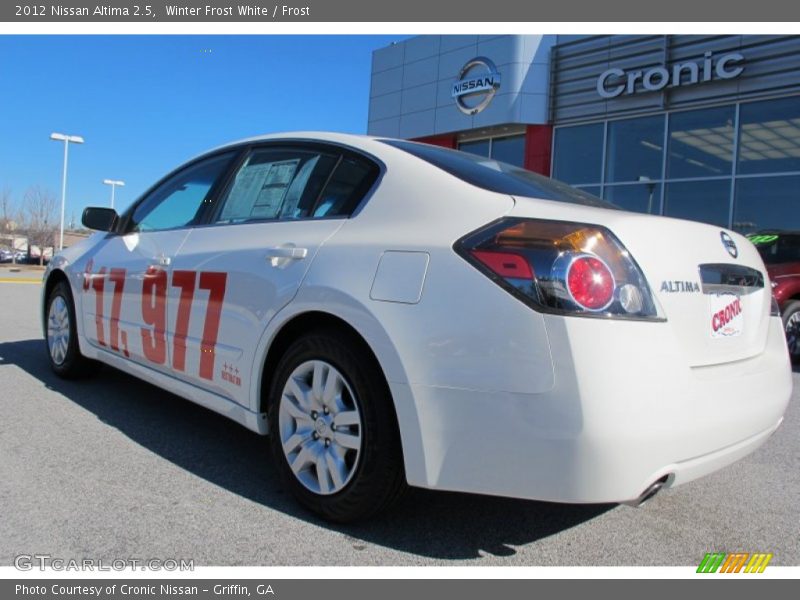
[397,314,792,503]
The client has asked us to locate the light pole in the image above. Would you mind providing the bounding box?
[103,179,125,209]
[50,132,84,251]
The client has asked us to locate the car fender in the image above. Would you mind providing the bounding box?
[247,283,428,486]
[773,274,800,307]
[41,235,105,351]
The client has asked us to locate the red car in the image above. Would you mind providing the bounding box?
[749,232,800,361]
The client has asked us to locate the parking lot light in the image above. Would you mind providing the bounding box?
[102,179,125,209]
[50,132,84,251]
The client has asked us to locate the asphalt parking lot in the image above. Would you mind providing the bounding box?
[0,278,798,566]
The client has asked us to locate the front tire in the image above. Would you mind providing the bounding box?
[267,331,405,522]
[46,280,95,378]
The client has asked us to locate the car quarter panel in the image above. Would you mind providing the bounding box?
[257,149,554,485]
[296,143,555,394]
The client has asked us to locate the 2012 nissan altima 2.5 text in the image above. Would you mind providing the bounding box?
[41,132,792,522]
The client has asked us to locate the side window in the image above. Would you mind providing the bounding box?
[215,148,338,224]
[312,156,379,218]
[130,153,234,232]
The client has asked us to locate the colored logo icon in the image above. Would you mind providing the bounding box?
[696,552,773,573]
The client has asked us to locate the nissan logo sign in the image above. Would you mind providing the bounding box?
[597,52,744,99]
[452,57,501,115]
[721,231,739,259]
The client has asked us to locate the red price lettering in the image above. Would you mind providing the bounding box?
[109,268,128,356]
[85,263,227,380]
[141,266,167,364]
[171,270,196,372]
[90,267,107,347]
[198,272,227,381]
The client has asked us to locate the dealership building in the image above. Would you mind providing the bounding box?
[368,35,800,233]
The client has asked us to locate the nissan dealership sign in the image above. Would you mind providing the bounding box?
[452,57,501,115]
[596,51,745,98]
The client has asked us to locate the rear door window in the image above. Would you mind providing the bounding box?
[214,148,338,223]
[313,156,379,218]
[213,146,379,222]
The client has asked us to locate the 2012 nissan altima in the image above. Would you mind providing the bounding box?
[41,133,792,522]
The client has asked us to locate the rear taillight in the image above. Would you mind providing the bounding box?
[564,255,615,311]
[456,218,661,320]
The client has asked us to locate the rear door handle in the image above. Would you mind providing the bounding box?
[265,246,308,260]
[152,255,171,267]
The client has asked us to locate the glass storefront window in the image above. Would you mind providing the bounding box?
[458,139,490,158]
[552,123,604,185]
[605,115,663,183]
[667,106,735,179]
[664,179,731,227]
[551,95,800,230]
[738,97,800,175]
[575,186,601,198]
[604,183,661,214]
[733,175,800,234]
[491,135,525,167]
[458,135,526,167]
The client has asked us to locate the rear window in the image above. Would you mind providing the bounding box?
[381,139,614,208]
[748,233,800,264]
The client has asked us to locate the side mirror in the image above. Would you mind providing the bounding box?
[82,207,118,232]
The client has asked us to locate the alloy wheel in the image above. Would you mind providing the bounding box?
[47,295,71,366]
[278,360,363,495]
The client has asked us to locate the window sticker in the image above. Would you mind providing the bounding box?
[251,160,300,218]
[220,158,300,222]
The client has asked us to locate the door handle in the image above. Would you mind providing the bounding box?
[265,246,308,260]
[153,255,171,267]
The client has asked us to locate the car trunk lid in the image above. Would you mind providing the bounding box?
[510,197,772,367]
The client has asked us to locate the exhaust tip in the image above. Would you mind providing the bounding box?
[624,475,670,507]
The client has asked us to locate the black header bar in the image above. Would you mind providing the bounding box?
[2,0,800,22]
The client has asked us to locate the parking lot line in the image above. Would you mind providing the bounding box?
[0,278,42,284]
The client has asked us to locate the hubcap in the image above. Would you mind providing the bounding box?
[786,312,800,356]
[278,360,362,495]
[47,296,71,366]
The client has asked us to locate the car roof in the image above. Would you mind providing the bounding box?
[204,131,378,156]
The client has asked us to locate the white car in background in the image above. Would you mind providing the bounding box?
[42,132,792,522]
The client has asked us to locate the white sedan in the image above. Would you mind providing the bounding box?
[42,132,792,522]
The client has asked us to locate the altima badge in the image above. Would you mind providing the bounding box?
[660,280,701,293]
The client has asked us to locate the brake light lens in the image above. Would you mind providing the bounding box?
[566,255,615,310]
[456,218,661,320]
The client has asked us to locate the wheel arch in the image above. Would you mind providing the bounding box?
[258,310,391,415]
[254,306,428,487]
[42,268,71,334]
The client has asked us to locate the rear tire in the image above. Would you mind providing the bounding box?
[46,280,96,378]
[782,300,800,363]
[267,330,406,522]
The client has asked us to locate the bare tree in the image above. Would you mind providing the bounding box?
[20,186,58,266]
[0,187,12,228]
